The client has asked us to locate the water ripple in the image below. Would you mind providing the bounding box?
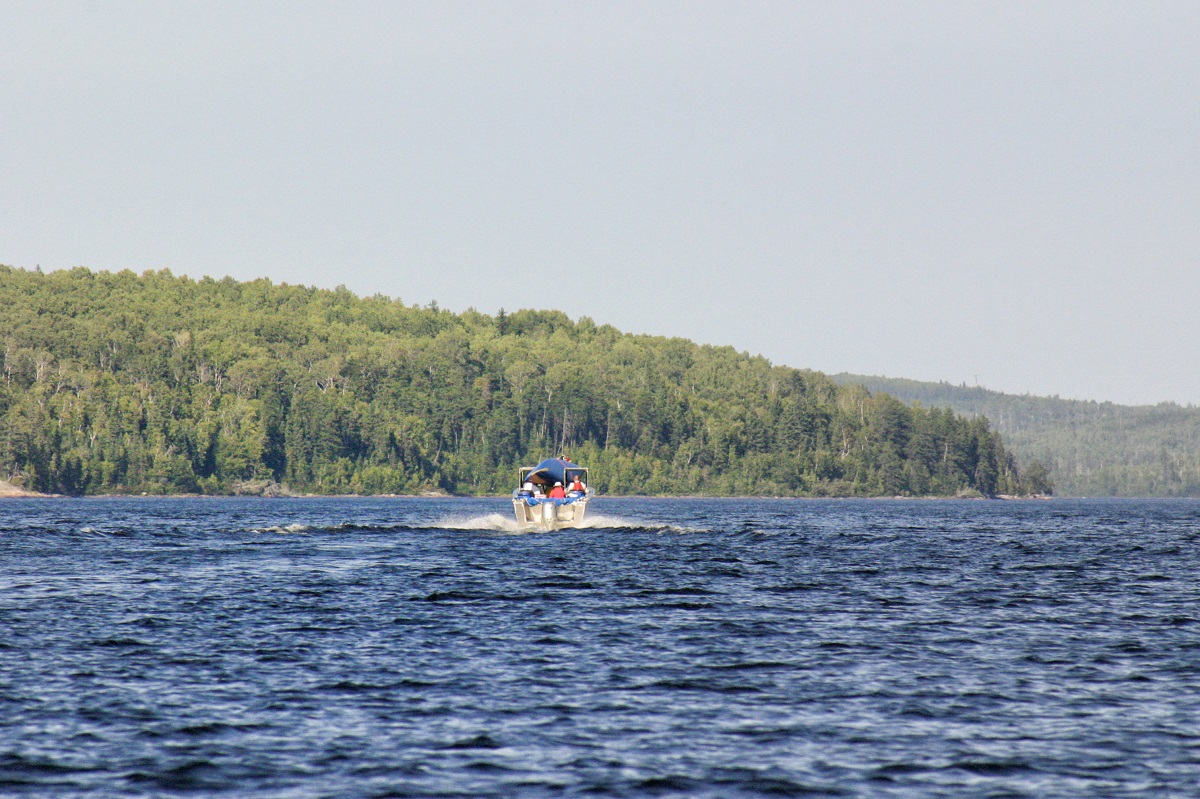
[2,497,1200,796]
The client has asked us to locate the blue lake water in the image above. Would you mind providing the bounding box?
[2,497,1200,797]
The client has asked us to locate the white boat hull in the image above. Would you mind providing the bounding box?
[513,497,589,530]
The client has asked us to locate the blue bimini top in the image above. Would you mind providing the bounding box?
[523,458,580,487]
[515,458,588,503]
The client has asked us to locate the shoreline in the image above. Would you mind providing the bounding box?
[0,490,1055,501]
[0,480,56,498]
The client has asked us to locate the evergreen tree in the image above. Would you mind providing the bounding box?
[0,266,1028,497]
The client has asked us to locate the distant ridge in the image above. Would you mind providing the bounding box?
[831,374,1200,497]
[0,265,1028,498]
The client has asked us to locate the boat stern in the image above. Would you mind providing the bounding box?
[512,495,588,530]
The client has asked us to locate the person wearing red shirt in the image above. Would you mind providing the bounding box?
[548,481,566,498]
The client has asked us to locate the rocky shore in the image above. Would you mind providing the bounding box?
[0,480,48,497]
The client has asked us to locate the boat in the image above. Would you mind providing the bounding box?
[512,457,591,530]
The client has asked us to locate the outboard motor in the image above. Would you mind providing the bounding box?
[542,501,558,530]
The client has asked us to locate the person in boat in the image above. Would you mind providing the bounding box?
[567,476,586,496]
[518,481,534,498]
[548,481,566,499]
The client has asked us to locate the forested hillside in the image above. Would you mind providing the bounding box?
[0,266,1032,497]
[832,374,1200,497]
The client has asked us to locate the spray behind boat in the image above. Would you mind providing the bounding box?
[512,456,591,530]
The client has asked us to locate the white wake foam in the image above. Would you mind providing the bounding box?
[433,512,705,534]
[251,523,312,534]
[566,513,642,529]
[435,513,528,533]
[244,515,708,535]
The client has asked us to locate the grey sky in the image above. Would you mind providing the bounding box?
[3,2,1198,405]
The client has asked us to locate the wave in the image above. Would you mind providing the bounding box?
[245,514,710,535]
[249,523,313,534]
[435,513,528,533]
[249,521,420,535]
[435,512,707,534]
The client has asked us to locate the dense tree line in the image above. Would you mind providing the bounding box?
[0,266,1034,497]
[831,373,1200,496]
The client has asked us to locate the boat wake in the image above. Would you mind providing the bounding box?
[435,513,527,533]
[434,513,706,534]
[250,523,313,534]
[246,515,708,535]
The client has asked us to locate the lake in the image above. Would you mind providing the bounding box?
[2,497,1198,797]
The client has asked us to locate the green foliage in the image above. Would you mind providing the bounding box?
[0,266,1026,496]
[829,373,1200,497]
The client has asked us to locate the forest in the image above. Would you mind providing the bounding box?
[0,266,1039,497]
[833,373,1197,497]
